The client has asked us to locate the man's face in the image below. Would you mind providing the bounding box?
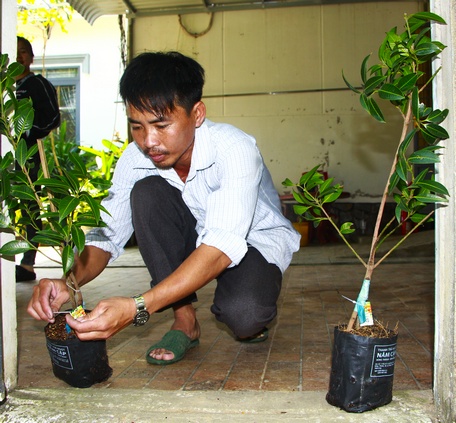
[127,102,206,171]
[16,40,33,72]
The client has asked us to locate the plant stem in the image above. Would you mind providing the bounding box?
[37,139,82,310]
[347,100,413,331]
[320,204,367,267]
[374,210,435,269]
[66,271,83,309]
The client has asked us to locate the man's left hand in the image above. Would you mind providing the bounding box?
[66,296,137,340]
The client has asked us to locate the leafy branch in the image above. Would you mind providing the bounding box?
[283,12,449,331]
[0,54,110,309]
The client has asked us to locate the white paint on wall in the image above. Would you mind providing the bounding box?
[132,2,422,199]
[18,13,128,150]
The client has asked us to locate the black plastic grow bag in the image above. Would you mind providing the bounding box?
[46,332,113,388]
[326,326,398,413]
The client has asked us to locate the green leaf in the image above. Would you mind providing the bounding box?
[342,71,361,94]
[0,151,14,169]
[293,205,312,216]
[293,190,313,206]
[0,213,9,229]
[360,95,385,123]
[416,42,443,57]
[299,165,321,186]
[364,75,387,96]
[360,54,371,84]
[388,172,400,194]
[7,62,25,78]
[81,193,101,223]
[409,149,441,164]
[410,12,446,25]
[427,108,449,124]
[11,185,36,201]
[282,178,293,187]
[418,104,432,120]
[424,123,449,141]
[396,157,408,182]
[0,239,31,256]
[89,177,112,191]
[68,152,88,178]
[62,169,81,193]
[322,190,343,204]
[32,234,64,246]
[340,221,355,234]
[415,179,449,196]
[72,216,107,228]
[36,177,71,196]
[58,196,80,222]
[394,204,402,223]
[421,125,438,144]
[15,138,28,167]
[71,225,86,253]
[415,193,448,204]
[395,73,420,93]
[410,212,433,224]
[412,87,420,119]
[318,178,334,196]
[14,99,34,135]
[378,83,405,101]
[398,129,418,156]
[61,244,75,275]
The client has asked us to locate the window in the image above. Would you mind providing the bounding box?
[32,55,88,144]
[41,67,80,142]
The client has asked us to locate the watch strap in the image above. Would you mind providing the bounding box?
[132,294,146,312]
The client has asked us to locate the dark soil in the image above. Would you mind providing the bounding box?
[45,313,77,341]
[338,320,399,338]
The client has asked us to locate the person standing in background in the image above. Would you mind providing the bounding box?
[15,36,61,282]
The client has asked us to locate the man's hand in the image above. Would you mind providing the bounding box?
[66,296,137,340]
[27,278,70,323]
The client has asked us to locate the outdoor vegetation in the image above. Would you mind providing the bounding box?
[283,11,449,332]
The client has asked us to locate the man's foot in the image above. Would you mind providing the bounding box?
[148,304,200,363]
[16,265,36,282]
[146,330,199,365]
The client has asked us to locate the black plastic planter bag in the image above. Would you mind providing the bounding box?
[326,326,398,413]
[46,335,113,388]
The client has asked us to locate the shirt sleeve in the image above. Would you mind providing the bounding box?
[85,144,145,262]
[195,136,263,266]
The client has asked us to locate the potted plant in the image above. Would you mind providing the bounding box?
[0,53,113,388]
[283,12,448,412]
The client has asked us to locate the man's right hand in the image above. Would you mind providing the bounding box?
[27,278,70,323]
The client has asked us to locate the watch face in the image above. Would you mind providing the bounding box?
[133,310,150,326]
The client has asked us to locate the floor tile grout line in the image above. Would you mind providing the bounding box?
[397,320,433,357]
[219,343,242,391]
[258,268,297,391]
[181,326,227,391]
[395,353,422,389]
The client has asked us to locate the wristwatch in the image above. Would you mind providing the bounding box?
[132,295,150,326]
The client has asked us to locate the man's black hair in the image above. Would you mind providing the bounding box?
[17,36,34,57]
[119,51,205,116]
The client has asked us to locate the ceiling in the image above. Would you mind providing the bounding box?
[67,0,404,25]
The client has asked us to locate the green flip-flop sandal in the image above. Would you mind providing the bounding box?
[146,330,200,365]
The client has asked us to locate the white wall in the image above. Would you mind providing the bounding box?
[18,13,128,150]
[433,0,456,420]
[132,2,422,199]
[1,0,19,394]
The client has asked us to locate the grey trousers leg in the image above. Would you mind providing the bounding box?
[211,247,282,338]
[131,176,198,308]
[130,176,282,338]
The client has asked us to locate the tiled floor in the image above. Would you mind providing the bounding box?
[15,231,434,392]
